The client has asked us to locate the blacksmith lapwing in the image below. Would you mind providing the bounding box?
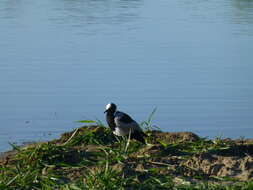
[104,103,147,144]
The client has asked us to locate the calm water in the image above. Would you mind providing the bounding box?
[1,0,253,151]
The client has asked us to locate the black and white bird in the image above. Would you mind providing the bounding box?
[104,103,147,144]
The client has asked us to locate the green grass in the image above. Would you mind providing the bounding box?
[1,120,253,190]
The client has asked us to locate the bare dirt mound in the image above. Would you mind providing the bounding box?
[184,145,253,181]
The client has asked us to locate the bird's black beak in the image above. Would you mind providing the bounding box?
[104,110,107,113]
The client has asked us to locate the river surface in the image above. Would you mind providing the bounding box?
[1,0,253,151]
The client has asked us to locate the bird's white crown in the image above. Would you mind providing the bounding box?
[106,103,113,110]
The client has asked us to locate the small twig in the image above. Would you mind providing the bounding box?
[63,128,79,146]
[147,161,171,166]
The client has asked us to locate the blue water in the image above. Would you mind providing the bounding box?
[1,0,253,151]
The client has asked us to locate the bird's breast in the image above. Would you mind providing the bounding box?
[113,127,130,136]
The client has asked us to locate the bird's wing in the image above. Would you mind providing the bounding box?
[114,111,134,124]
[114,111,143,132]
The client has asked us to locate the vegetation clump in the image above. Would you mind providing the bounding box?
[0,125,253,190]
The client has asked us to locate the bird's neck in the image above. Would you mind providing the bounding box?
[106,111,116,130]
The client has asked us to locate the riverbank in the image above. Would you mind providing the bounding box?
[0,125,253,189]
